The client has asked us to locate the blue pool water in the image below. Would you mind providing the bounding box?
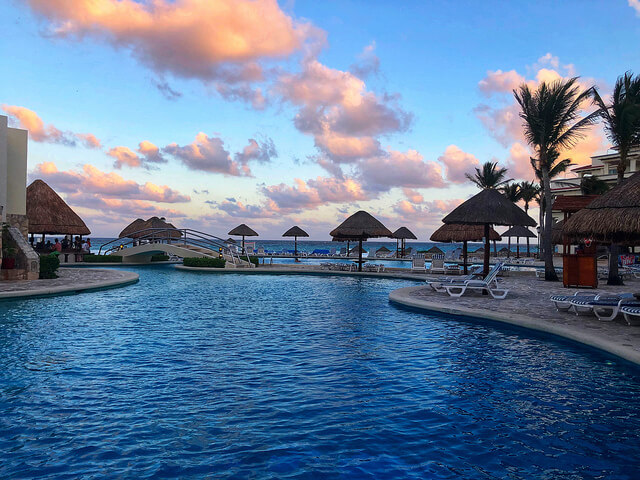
[1,266,640,479]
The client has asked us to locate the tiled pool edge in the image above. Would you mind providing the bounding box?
[0,270,140,301]
[389,286,640,367]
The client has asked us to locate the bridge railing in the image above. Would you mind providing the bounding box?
[98,228,254,267]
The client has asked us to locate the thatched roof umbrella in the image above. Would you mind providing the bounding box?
[350,245,368,255]
[225,237,237,244]
[376,246,391,257]
[392,226,417,258]
[332,236,356,256]
[282,226,309,260]
[430,223,501,274]
[551,220,564,245]
[229,224,258,252]
[442,188,536,276]
[502,225,536,258]
[27,180,91,238]
[119,216,181,239]
[425,246,444,256]
[563,171,640,245]
[330,211,392,271]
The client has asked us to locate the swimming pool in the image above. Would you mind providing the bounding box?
[1,265,639,478]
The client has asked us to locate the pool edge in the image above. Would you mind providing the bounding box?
[389,285,640,367]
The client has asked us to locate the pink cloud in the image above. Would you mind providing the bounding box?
[349,42,380,79]
[31,162,190,203]
[263,176,369,211]
[358,149,446,192]
[2,104,101,148]
[631,0,640,14]
[478,69,525,97]
[234,138,277,165]
[26,0,323,87]
[402,188,424,204]
[108,141,167,169]
[438,145,480,183]
[164,133,250,176]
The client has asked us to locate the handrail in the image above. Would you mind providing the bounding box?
[98,227,254,267]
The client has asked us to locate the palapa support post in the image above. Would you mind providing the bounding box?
[358,238,363,272]
[462,240,468,275]
[483,224,490,277]
[516,236,520,258]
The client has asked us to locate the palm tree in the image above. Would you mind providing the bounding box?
[519,181,540,256]
[529,152,573,258]
[580,175,610,195]
[592,72,640,285]
[514,78,598,281]
[501,183,521,202]
[465,161,513,189]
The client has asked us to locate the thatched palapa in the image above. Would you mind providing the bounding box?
[502,225,536,258]
[282,226,309,259]
[443,188,536,275]
[119,216,181,239]
[430,223,502,273]
[392,226,417,258]
[27,179,90,235]
[563,171,640,245]
[330,211,392,271]
[229,224,259,252]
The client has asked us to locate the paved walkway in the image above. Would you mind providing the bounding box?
[0,268,139,299]
[390,276,640,365]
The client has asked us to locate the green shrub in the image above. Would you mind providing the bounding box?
[39,254,60,279]
[83,254,123,263]
[183,257,226,268]
[244,255,259,267]
[151,254,170,262]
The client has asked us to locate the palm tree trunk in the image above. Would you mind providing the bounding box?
[542,167,558,281]
[538,198,544,258]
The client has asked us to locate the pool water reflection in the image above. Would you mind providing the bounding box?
[1,265,639,478]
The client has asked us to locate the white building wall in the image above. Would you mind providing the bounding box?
[6,127,27,216]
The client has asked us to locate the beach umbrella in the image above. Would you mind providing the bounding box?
[424,246,444,255]
[392,226,417,258]
[430,223,501,274]
[502,225,536,258]
[225,237,237,244]
[563,171,640,245]
[332,236,356,256]
[375,246,391,257]
[330,211,392,271]
[27,180,90,238]
[229,224,259,252]
[282,226,309,260]
[442,188,536,276]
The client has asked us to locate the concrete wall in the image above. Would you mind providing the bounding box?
[6,127,27,216]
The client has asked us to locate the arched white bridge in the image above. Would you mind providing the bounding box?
[99,228,255,267]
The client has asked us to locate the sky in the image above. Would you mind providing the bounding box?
[1,0,639,239]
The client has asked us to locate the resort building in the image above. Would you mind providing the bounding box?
[550,148,640,197]
[0,115,28,234]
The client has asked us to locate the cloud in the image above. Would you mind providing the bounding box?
[234,138,277,165]
[152,79,182,100]
[277,60,412,162]
[631,0,640,14]
[215,198,278,218]
[349,42,380,78]
[438,145,480,183]
[164,133,250,176]
[2,104,101,148]
[26,0,323,88]
[478,69,524,97]
[108,141,167,169]
[392,198,464,231]
[31,162,190,203]
[262,176,369,211]
[402,188,424,203]
[358,149,446,192]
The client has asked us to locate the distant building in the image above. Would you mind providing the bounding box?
[550,148,640,197]
[0,115,28,235]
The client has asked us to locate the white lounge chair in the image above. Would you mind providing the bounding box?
[621,304,640,325]
[571,293,638,320]
[443,262,509,299]
[428,254,445,274]
[411,257,426,272]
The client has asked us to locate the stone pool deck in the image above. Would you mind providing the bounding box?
[390,276,640,365]
[0,268,139,300]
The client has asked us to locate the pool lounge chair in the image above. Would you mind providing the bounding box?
[443,262,508,299]
[570,293,638,320]
[444,263,460,275]
[428,255,445,274]
[427,266,483,293]
[621,304,640,325]
[411,257,426,272]
[550,291,598,312]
